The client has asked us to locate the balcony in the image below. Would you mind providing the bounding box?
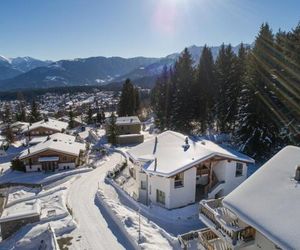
[178,228,230,250]
[199,198,255,247]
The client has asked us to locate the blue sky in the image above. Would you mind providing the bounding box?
[0,0,299,60]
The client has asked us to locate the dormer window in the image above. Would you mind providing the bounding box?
[174,173,184,188]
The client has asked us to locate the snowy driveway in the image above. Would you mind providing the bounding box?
[67,153,131,250]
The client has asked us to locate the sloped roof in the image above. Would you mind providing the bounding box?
[106,116,141,125]
[127,130,254,177]
[23,118,68,133]
[19,133,85,159]
[223,146,300,250]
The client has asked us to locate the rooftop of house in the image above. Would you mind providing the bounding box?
[223,146,300,250]
[28,133,76,145]
[0,199,40,223]
[19,133,85,159]
[106,116,141,126]
[22,118,68,133]
[127,130,254,177]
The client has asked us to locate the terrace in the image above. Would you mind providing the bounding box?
[178,228,230,250]
[199,198,255,248]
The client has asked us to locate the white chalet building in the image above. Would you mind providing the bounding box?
[125,131,254,209]
[194,146,300,250]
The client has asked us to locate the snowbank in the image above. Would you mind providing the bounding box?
[96,187,179,250]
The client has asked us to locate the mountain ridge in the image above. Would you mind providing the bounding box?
[0,44,249,90]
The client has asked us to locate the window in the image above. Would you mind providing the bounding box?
[235,163,243,177]
[141,180,147,190]
[174,173,184,188]
[156,189,165,205]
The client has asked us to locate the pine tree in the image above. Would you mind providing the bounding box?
[194,45,215,133]
[4,125,14,144]
[87,106,93,124]
[151,65,170,129]
[108,112,118,145]
[235,23,282,160]
[118,79,140,116]
[29,100,41,123]
[215,44,238,133]
[68,108,75,129]
[170,48,195,132]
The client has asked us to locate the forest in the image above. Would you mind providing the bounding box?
[151,22,300,161]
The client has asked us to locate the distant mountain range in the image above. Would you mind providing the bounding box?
[0,44,247,91]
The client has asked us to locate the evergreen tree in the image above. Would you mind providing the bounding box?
[194,45,215,133]
[101,109,106,124]
[108,112,118,145]
[118,79,140,116]
[170,48,195,132]
[29,100,41,123]
[4,125,14,144]
[151,65,170,129]
[96,112,102,124]
[215,44,239,133]
[87,106,93,124]
[235,23,282,160]
[68,108,75,129]
[16,92,27,122]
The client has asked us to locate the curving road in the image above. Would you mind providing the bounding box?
[67,153,129,250]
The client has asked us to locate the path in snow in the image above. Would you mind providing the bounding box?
[67,153,133,250]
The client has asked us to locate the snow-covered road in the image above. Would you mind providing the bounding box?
[67,153,132,250]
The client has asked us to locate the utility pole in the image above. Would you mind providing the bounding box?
[138,208,141,244]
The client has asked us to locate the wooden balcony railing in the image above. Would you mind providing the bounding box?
[199,200,256,246]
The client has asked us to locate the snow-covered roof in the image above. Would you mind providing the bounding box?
[22,118,68,133]
[116,116,141,125]
[19,133,85,159]
[127,130,254,177]
[0,199,40,223]
[106,116,141,125]
[223,146,300,250]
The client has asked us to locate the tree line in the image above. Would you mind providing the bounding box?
[151,22,300,161]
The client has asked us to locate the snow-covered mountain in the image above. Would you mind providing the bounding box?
[0,55,52,80]
[0,44,249,90]
[10,57,52,72]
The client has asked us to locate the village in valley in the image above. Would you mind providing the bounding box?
[0,71,298,250]
[0,1,299,250]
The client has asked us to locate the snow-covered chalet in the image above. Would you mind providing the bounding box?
[124,130,254,209]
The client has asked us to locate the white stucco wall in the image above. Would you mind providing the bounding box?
[168,167,196,209]
[26,164,42,172]
[58,162,76,170]
[148,174,171,208]
[148,167,196,209]
[210,160,247,197]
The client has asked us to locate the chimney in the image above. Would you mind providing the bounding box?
[27,148,30,154]
[295,165,300,181]
[154,158,157,172]
[44,117,49,122]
